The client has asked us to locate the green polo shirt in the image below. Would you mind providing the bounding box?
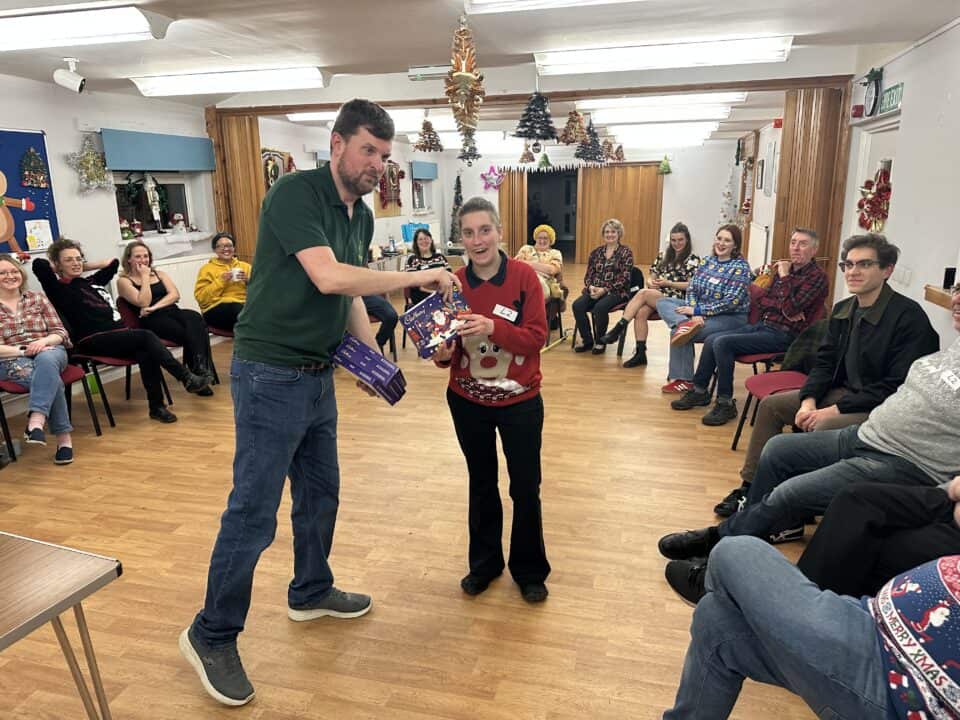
[234,165,373,366]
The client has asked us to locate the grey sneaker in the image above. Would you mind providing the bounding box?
[288,587,372,622]
[702,399,739,426]
[671,389,712,410]
[178,627,254,706]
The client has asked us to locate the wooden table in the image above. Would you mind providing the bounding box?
[0,532,121,719]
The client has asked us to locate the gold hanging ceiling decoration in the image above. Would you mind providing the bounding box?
[445,15,485,166]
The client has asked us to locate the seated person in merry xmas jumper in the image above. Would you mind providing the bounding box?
[194,232,251,332]
[713,232,939,518]
[663,536,960,720]
[600,221,701,368]
[33,238,210,424]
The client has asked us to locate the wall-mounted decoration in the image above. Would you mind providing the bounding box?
[375,160,404,218]
[66,134,111,194]
[857,159,892,231]
[445,15,485,165]
[261,148,290,191]
[657,155,672,175]
[20,147,49,188]
[480,165,504,191]
[0,128,60,253]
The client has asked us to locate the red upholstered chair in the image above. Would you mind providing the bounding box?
[731,370,809,451]
[0,364,102,462]
[114,297,178,403]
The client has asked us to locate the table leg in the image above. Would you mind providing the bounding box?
[74,603,112,720]
[51,615,100,720]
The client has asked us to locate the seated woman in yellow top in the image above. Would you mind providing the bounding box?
[514,224,563,300]
[193,233,251,331]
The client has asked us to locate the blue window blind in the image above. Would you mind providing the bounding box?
[101,129,215,171]
[410,161,438,180]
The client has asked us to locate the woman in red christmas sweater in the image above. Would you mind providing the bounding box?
[433,196,551,603]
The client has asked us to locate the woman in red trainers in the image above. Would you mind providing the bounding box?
[656,225,751,393]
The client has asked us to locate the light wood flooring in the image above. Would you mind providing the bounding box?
[0,271,814,719]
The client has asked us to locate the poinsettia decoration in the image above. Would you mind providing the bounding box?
[857,160,892,231]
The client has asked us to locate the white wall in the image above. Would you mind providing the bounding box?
[258,117,328,172]
[660,141,739,259]
[838,22,960,341]
[0,73,211,268]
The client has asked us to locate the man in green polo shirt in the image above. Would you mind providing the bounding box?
[180,99,459,707]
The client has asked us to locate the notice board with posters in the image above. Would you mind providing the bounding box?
[0,128,60,254]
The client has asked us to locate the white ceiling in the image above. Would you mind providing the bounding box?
[0,0,957,142]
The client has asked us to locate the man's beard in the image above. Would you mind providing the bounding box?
[337,158,378,197]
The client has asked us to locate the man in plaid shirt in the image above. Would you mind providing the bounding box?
[672,227,828,425]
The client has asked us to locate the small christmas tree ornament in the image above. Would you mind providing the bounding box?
[519,142,536,164]
[558,110,588,145]
[614,145,625,162]
[445,15,485,164]
[538,151,552,169]
[575,121,605,164]
[66,135,112,193]
[602,139,616,161]
[513,91,557,147]
[658,155,672,175]
[413,119,444,152]
[20,147,49,188]
[531,140,542,153]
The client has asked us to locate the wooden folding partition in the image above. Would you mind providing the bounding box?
[498,170,528,256]
[205,109,264,264]
[575,164,663,265]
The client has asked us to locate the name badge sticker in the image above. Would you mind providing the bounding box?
[942,370,960,392]
[493,304,519,322]
[708,277,721,284]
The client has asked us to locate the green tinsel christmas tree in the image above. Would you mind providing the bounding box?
[513,92,557,143]
[448,174,463,247]
[575,121,605,164]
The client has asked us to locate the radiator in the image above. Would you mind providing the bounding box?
[748,222,771,269]
[153,253,210,312]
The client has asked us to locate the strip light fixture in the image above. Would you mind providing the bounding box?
[590,105,732,125]
[608,121,719,147]
[466,0,647,13]
[535,36,793,75]
[575,92,748,110]
[0,5,172,52]
[130,67,330,97]
[287,111,339,123]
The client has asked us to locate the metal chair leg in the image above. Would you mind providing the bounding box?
[80,375,102,436]
[0,397,16,462]
[731,393,753,450]
[124,366,131,401]
[89,364,115,428]
[161,375,173,406]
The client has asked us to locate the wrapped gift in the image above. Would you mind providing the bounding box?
[333,333,406,405]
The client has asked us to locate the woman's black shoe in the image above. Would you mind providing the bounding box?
[149,407,178,423]
[599,319,628,345]
[573,342,594,353]
[623,348,647,367]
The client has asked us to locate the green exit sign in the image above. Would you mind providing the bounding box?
[879,82,904,115]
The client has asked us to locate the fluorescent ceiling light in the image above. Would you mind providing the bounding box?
[130,67,329,97]
[590,105,731,124]
[536,36,792,75]
[466,0,645,13]
[389,109,456,133]
[609,121,719,146]
[434,132,523,153]
[0,5,171,51]
[287,111,339,123]
[576,92,748,110]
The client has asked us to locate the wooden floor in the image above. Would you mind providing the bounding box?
[0,271,814,719]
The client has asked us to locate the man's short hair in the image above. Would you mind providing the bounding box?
[458,197,501,229]
[331,99,394,143]
[841,233,900,268]
[792,227,819,245]
[47,237,82,264]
